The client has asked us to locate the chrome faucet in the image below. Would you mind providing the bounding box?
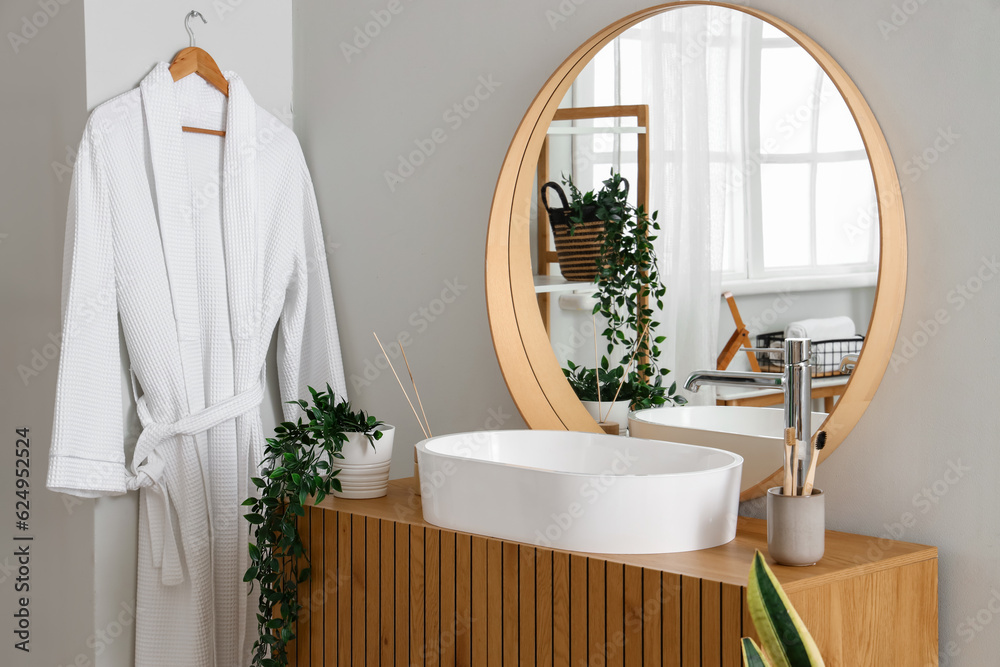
[684,338,813,485]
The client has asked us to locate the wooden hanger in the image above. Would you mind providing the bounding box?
[168,11,227,137]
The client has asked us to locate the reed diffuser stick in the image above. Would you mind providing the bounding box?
[603,322,651,422]
[399,343,432,437]
[373,332,428,439]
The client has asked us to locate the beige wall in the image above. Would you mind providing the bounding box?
[0,1,92,665]
[293,1,999,665]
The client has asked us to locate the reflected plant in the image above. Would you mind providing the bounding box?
[562,171,682,407]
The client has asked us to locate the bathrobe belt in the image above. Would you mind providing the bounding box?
[126,373,265,586]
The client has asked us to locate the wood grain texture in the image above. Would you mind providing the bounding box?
[643,570,662,665]
[552,551,570,665]
[410,526,425,667]
[570,554,588,666]
[721,583,743,667]
[380,520,394,667]
[483,0,909,501]
[471,536,487,666]
[425,528,440,667]
[702,580,722,666]
[440,531,456,667]
[351,515,364,667]
[520,546,536,667]
[455,534,472,666]
[323,511,337,666]
[663,572,682,667]
[606,562,624,667]
[395,522,409,667]
[681,576,700,667]
[623,565,643,667]
[589,558,606,662]
[536,548,554,667]
[338,512,351,667]
[487,540,503,667]
[293,489,937,666]
[310,507,323,665]
[366,518,379,667]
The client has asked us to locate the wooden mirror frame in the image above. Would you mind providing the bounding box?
[485,1,906,500]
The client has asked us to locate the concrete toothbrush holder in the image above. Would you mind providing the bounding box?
[766,487,825,566]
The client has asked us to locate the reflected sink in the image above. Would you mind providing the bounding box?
[629,406,826,493]
[416,430,741,554]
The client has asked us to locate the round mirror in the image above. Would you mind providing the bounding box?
[486,2,906,500]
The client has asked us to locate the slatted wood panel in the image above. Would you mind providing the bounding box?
[294,505,936,666]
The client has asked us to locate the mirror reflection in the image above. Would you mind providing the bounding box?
[528,6,878,438]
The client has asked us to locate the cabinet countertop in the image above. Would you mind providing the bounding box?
[312,477,937,594]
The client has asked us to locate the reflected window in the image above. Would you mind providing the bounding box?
[741,25,878,280]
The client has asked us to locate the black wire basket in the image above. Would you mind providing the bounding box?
[756,331,865,378]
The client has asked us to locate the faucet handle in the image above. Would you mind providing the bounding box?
[839,354,859,373]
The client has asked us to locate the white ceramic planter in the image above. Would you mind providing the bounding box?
[332,425,394,499]
[581,400,629,435]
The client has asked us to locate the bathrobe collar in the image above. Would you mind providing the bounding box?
[140,62,259,355]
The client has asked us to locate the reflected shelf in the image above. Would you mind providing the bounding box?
[533,274,598,294]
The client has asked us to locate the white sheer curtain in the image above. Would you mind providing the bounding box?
[631,8,747,405]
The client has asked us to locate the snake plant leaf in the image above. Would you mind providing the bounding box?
[747,550,825,667]
[742,637,771,667]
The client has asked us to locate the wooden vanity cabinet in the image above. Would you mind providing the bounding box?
[289,479,938,666]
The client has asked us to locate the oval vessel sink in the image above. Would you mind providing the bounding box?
[416,430,742,554]
[629,406,826,493]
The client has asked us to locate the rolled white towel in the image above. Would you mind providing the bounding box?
[785,316,856,341]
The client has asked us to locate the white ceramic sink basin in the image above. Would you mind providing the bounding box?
[628,406,826,493]
[415,430,741,554]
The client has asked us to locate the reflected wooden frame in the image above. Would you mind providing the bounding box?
[485,1,906,500]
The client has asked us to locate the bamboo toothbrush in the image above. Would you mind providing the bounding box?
[782,427,795,496]
[399,343,432,437]
[373,332,428,439]
[801,430,827,496]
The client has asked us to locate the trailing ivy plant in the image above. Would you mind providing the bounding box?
[243,385,385,667]
[562,171,684,407]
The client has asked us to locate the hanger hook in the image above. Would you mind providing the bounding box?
[184,10,207,48]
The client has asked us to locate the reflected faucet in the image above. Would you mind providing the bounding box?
[684,339,813,486]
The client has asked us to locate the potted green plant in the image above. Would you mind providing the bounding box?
[563,358,633,433]
[561,171,686,417]
[243,385,389,667]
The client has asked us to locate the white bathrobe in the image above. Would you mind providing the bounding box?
[47,63,347,666]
